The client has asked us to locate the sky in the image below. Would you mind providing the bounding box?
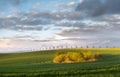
[0,0,120,53]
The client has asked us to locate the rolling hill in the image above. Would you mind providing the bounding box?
[0,48,120,77]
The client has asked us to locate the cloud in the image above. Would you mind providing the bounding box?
[0,0,28,12]
[34,11,82,20]
[32,2,41,10]
[0,8,119,36]
[0,0,28,6]
[78,0,83,3]
[0,13,52,31]
[28,11,83,21]
[0,1,119,35]
[76,0,120,17]
[55,19,120,39]
[0,10,84,31]
[67,2,76,6]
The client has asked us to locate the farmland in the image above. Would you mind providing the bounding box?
[0,48,120,77]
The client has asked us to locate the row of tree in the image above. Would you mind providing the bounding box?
[31,45,116,51]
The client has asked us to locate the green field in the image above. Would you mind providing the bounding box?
[0,48,120,77]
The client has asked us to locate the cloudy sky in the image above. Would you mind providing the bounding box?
[0,0,120,53]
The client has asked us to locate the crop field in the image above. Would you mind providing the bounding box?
[0,48,120,77]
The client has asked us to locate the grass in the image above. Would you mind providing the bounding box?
[0,48,120,77]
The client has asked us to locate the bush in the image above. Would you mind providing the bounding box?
[53,51,102,63]
[66,52,84,62]
[81,51,96,60]
[53,54,66,63]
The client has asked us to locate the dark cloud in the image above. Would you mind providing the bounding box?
[56,23,120,39]
[0,0,28,12]
[19,26,43,31]
[0,0,28,6]
[56,27,120,47]
[55,21,91,29]
[0,13,50,31]
[0,20,43,31]
[56,22,73,27]
[56,28,100,37]
[0,0,119,34]
[76,0,120,17]
[13,35,32,39]
[28,11,83,20]
[0,11,84,31]
[55,20,111,30]
[20,18,51,26]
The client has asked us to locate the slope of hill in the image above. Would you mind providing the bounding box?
[0,48,120,77]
